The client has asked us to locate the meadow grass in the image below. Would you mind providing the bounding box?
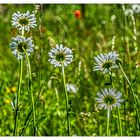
[0,4,140,136]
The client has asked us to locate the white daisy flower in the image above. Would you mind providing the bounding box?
[93,51,119,74]
[48,44,73,67]
[96,88,124,110]
[132,4,140,14]
[66,83,78,94]
[125,8,133,16]
[11,11,37,31]
[10,35,34,60]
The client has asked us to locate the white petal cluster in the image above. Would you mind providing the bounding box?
[48,44,73,67]
[132,4,140,14]
[96,88,123,110]
[93,51,119,74]
[66,83,78,94]
[10,35,34,60]
[12,11,37,31]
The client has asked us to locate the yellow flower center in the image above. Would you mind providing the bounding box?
[102,61,113,69]
[104,95,116,105]
[56,53,65,61]
[17,42,28,52]
[19,18,29,26]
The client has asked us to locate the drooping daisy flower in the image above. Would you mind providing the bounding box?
[48,44,73,67]
[96,88,123,110]
[10,35,34,60]
[11,11,37,31]
[93,51,119,74]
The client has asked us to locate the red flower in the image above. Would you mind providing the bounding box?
[74,10,81,19]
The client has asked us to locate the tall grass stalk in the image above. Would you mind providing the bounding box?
[98,124,102,136]
[122,4,129,135]
[13,27,25,136]
[130,11,137,52]
[55,87,60,115]
[61,62,70,136]
[122,5,140,134]
[13,58,23,136]
[119,63,139,104]
[119,63,140,128]
[23,48,36,136]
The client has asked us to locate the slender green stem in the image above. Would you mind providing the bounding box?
[109,72,122,136]
[118,108,122,136]
[21,43,36,135]
[61,62,70,136]
[122,4,129,135]
[55,87,60,114]
[24,49,36,136]
[99,124,102,136]
[119,63,131,86]
[22,27,24,37]
[109,71,114,87]
[13,59,23,136]
[13,27,25,136]
[107,106,110,136]
[119,63,139,104]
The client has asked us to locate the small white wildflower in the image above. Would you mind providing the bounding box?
[125,8,133,16]
[12,11,37,31]
[132,4,140,13]
[48,44,73,67]
[10,35,34,60]
[34,4,41,13]
[96,88,124,110]
[66,83,78,94]
[93,51,119,74]
[111,15,116,22]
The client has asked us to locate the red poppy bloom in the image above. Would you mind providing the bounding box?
[74,10,81,19]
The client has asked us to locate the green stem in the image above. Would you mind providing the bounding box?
[61,62,70,136]
[107,106,110,136]
[27,54,36,136]
[22,27,24,37]
[13,59,23,136]
[119,63,131,86]
[109,72,122,136]
[13,27,25,136]
[23,48,36,136]
[119,63,139,104]
[55,87,60,114]
[99,124,102,136]
[122,4,128,135]
[118,108,122,136]
[109,71,114,87]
